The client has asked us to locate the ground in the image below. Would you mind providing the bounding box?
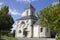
[17,38,55,40]
[1,35,16,40]
[56,37,60,40]
[1,35,60,40]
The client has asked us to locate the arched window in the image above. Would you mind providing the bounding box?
[46,28,48,32]
[27,11,28,16]
[41,28,43,32]
[24,28,27,31]
[33,21,35,24]
[21,21,25,24]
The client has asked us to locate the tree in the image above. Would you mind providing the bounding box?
[0,6,14,35]
[38,3,60,32]
[13,30,15,37]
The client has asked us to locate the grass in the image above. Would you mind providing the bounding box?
[1,35,16,40]
[56,37,60,40]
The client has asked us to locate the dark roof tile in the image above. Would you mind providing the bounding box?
[16,15,37,20]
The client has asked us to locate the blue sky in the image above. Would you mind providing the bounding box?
[0,0,58,31]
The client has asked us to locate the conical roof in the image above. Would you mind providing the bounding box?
[25,4,35,10]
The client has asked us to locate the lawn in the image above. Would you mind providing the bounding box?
[1,35,16,40]
[56,37,60,40]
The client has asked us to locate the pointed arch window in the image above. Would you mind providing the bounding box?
[33,21,35,24]
[46,28,48,32]
[40,28,43,32]
[19,30,21,33]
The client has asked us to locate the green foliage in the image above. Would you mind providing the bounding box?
[56,37,60,40]
[1,35,16,40]
[0,6,14,31]
[59,0,60,3]
[38,4,60,31]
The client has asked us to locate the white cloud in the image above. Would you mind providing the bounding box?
[9,8,26,17]
[0,2,3,6]
[11,23,16,33]
[0,2,3,9]
[9,8,28,16]
[16,0,36,3]
[9,9,21,16]
[12,23,16,30]
[52,2,59,5]
[22,11,26,16]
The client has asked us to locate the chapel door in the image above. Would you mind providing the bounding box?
[23,28,28,37]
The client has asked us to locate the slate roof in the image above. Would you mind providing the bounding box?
[34,19,41,25]
[16,4,36,21]
[16,15,37,20]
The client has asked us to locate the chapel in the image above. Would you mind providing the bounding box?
[15,4,51,38]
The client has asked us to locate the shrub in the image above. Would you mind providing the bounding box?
[56,37,60,40]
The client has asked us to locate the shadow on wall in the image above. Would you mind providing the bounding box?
[51,31,56,38]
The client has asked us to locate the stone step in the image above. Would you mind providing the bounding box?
[17,38,55,40]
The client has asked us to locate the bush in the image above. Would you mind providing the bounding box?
[56,37,60,40]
